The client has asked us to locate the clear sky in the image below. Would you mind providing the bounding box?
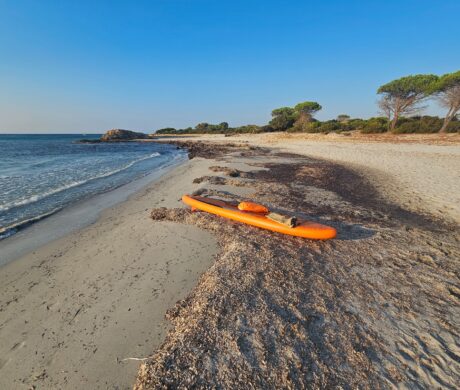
[1,0,459,133]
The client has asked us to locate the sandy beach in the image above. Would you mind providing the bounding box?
[137,136,459,388]
[1,134,459,389]
[0,159,220,388]
[3,2,459,388]
[156,132,460,224]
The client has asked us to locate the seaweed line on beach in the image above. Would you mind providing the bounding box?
[135,142,459,389]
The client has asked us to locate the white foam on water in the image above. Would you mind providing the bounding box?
[0,152,161,212]
[0,206,63,239]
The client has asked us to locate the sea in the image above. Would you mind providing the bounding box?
[0,134,185,240]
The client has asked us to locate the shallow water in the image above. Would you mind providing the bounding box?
[0,134,184,239]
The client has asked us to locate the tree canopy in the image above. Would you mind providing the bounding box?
[430,70,460,93]
[271,107,296,117]
[292,101,322,130]
[377,74,438,98]
[269,107,298,131]
[294,101,322,116]
[430,70,460,132]
[377,74,438,131]
[153,71,460,136]
[337,114,350,122]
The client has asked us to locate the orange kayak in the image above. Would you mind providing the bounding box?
[182,195,337,240]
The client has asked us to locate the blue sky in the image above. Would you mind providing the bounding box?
[0,0,459,133]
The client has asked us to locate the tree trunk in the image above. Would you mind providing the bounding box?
[440,117,449,134]
[439,106,458,133]
[390,111,399,132]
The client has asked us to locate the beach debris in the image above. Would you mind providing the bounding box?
[192,175,248,187]
[136,144,459,389]
[266,212,297,227]
[69,306,83,324]
[192,176,227,185]
[157,140,268,159]
[209,166,254,178]
[209,166,240,177]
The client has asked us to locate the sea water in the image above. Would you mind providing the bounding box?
[0,134,185,239]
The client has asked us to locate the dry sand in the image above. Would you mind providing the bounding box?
[135,139,460,389]
[1,134,459,389]
[0,159,220,389]
[156,132,460,224]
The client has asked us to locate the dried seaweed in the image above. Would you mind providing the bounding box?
[135,144,460,389]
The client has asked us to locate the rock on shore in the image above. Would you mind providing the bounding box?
[100,129,149,141]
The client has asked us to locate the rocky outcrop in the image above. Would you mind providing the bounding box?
[100,129,148,141]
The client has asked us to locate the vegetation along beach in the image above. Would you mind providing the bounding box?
[1,1,459,389]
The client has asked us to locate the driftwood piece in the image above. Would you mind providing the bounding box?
[267,212,297,227]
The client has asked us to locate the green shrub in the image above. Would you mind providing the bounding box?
[285,119,315,132]
[286,126,301,133]
[347,119,366,130]
[269,107,298,131]
[269,114,296,131]
[314,121,342,133]
[155,115,459,136]
[289,120,352,133]
[392,122,421,133]
[360,117,389,133]
[446,119,460,133]
[155,127,177,134]
[392,116,440,133]
[336,122,354,132]
[389,115,459,133]
[232,124,263,133]
[260,125,276,132]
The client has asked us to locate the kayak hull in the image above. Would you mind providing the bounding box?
[182,195,337,240]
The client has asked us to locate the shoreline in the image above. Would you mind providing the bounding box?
[0,152,187,267]
[1,136,458,389]
[0,155,220,389]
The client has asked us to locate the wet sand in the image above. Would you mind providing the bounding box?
[0,159,219,389]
